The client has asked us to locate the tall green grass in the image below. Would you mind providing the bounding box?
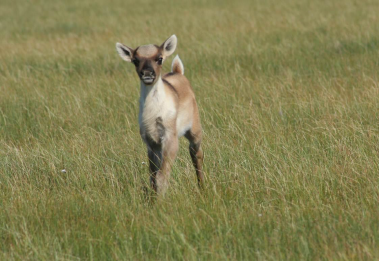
[1,0,379,259]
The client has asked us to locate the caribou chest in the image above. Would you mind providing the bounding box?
[138,78,176,145]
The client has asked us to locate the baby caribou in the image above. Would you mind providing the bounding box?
[116,35,204,195]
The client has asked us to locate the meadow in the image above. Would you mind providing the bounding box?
[1,0,379,259]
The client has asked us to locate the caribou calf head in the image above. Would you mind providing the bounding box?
[116,35,177,85]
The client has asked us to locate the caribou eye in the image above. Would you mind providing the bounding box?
[133,59,140,66]
[157,57,163,65]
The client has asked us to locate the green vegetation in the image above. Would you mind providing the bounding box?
[1,0,379,259]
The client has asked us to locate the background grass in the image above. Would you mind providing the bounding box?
[1,0,379,259]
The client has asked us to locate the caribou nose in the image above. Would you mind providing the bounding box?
[141,70,154,77]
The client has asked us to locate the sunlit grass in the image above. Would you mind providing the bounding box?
[1,0,379,259]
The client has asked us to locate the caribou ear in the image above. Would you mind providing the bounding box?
[161,35,177,58]
[116,43,134,62]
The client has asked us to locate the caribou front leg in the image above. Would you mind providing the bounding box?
[154,135,179,195]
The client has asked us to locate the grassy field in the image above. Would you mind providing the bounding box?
[1,0,379,259]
